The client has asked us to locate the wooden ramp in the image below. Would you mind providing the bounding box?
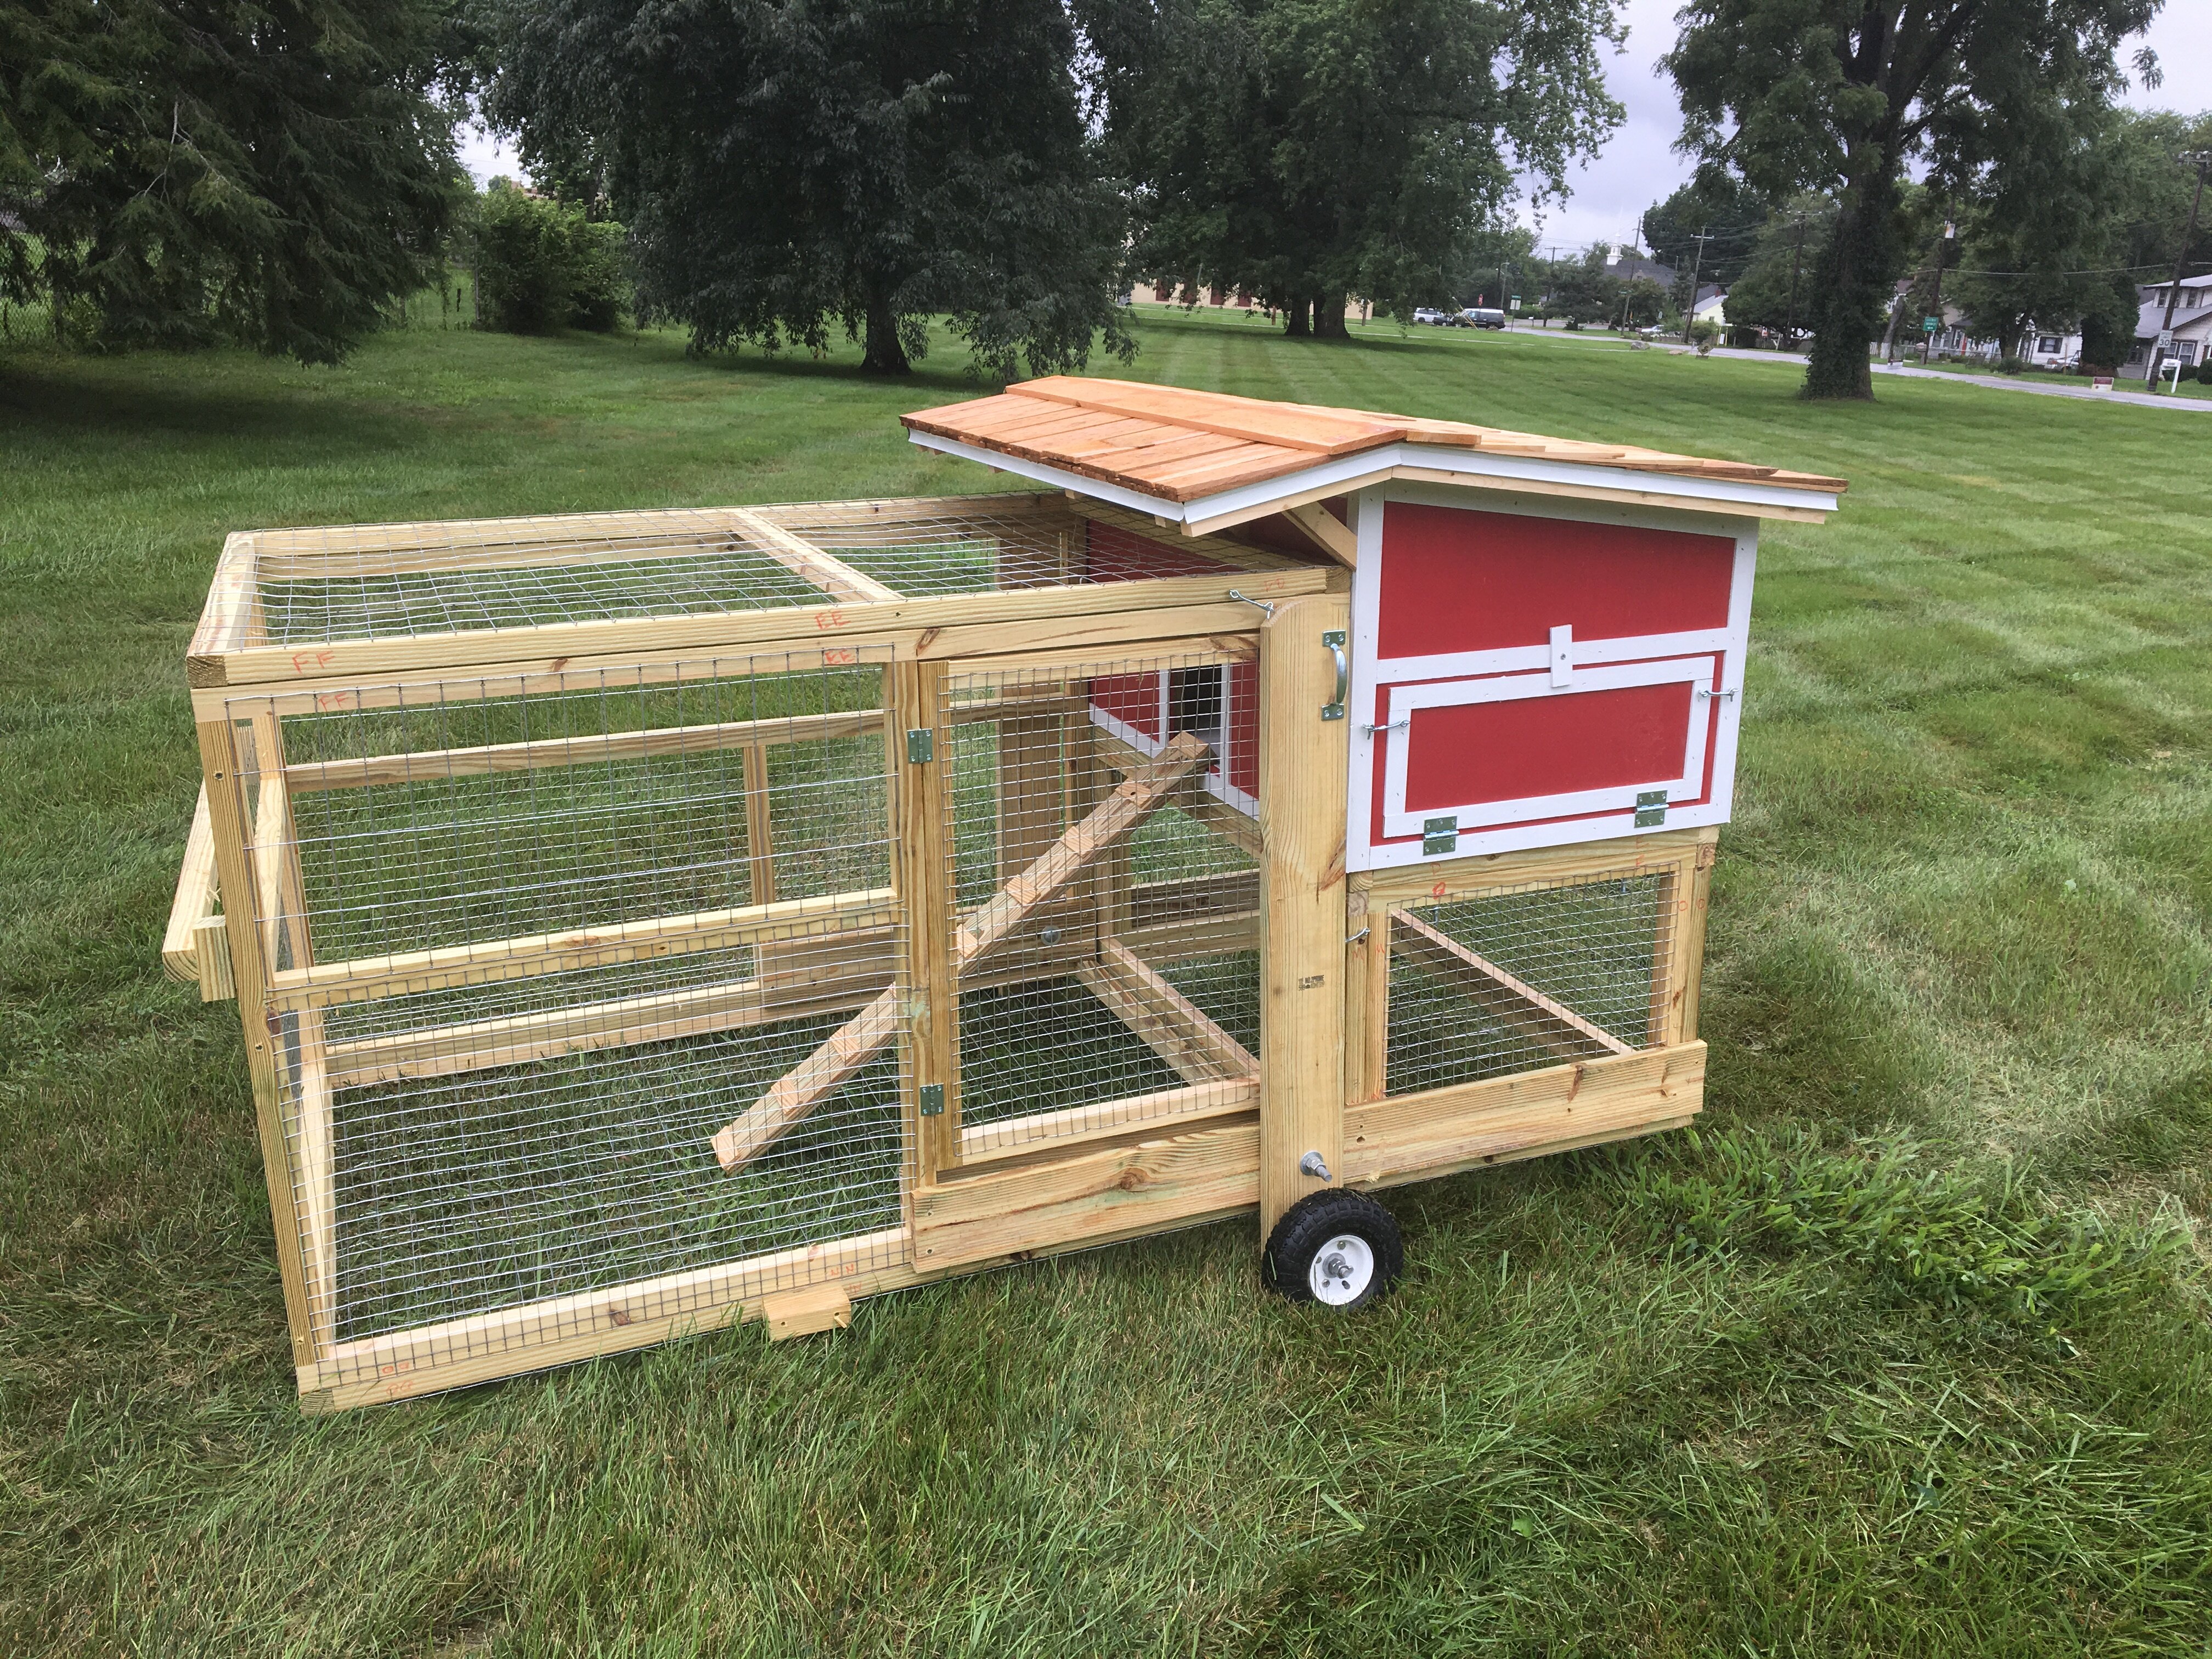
[712,732,1213,1172]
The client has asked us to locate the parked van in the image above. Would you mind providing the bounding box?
[1461,307,1507,330]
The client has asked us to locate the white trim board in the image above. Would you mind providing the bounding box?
[904,433,1842,534]
[1379,657,1718,840]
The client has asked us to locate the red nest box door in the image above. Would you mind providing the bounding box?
[1347,493,1755,871]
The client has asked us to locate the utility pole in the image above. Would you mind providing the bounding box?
[1785,213,1806,348]
[1680,228,1713,344]
[1923,218,1954,365]
[2149,151,2212,391]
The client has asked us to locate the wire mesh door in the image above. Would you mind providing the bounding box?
[223,648,915,1388]
[918,645,1265,1173]
[1366,855,1696,1105]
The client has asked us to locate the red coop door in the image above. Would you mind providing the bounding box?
[1347,495,1755,871]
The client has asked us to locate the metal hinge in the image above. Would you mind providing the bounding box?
[1634,789,1668,828]
[917,1084,945,1117]
[906,728,934,764]
[1423,814,1458,856]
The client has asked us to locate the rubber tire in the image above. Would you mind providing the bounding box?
[1262,1188,1404,1307]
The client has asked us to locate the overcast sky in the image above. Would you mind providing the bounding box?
[1517,0,2212,255]
[459,4,2212,236]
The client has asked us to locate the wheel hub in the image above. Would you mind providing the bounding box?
[1308,1233,1375,1305]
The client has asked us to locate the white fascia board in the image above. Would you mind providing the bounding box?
[907,430,1840,529]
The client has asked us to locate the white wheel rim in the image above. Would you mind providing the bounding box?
[1308,1234,1375,1305]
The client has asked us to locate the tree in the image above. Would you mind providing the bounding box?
[1643,173,1767,289]
[1088,0,1624,337]
[1664,0,2163,399]
[1717,198,1837,337]
[488,0,1131,376]
[0,0,470,362]
[1458,223,1538,309]
[1547,245,1621,327]
[1620,274,1668,326]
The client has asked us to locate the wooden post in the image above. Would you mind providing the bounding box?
[1344,879,1390,1105]
[1257,595,1351,1237]
[890,662,961,1180]
[742,743,777,905]
[1674,840,1717,1045]
[196,715,318,1367]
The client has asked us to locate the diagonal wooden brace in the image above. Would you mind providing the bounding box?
[1389,908,1634,1058]
[712,731,1214,1172]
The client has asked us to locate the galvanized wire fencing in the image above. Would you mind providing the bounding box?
[1383,870,1674,1099]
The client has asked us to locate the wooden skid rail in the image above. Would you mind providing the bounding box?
[712,732,1214,1172]
[162,785,231,1000]
[1342,1043,1705,1188]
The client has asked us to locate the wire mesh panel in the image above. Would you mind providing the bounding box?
[223,648,912,1387]
[1384,870,1675,1099]
[938,650,1263,1162]
[249,496,1190,646]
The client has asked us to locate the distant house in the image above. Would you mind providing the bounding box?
[1691,285,1727,326]
[2124,274,2212,378]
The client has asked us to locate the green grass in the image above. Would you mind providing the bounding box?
[6,308,2212,1655]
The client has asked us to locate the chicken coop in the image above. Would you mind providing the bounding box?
[164,379,1843,1410]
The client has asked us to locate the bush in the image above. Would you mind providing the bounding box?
[475,182,629,335]
[1997,355,2024,375]
[1688,318,1720,355]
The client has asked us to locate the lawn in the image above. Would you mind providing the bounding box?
[4,306,2211,1656]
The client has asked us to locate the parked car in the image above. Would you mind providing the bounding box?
[1460,308,1507,330]
[1412,308,1449,326]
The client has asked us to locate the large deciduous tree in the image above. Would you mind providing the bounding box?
[488,0,1131,377]
[1664,0,2164,399]
[0,0,470,363]
[1084,0,1623,336]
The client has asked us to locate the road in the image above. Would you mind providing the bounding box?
[1475,323,2212,410]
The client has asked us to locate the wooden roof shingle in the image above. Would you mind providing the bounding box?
[902,377,1848,512]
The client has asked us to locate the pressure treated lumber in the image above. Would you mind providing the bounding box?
[760,1281,855,1340]
[1390,909,1634,1057]
[725,507,903,605]
[1076,938,1259,1085]
[1255,594,1352,1234]
[956,1077,1256,1164]
[1278,502,1357,566]
[712,731,1213,1172]
[912,1118,1259,1271]
[162,785,221,984]
[267,887,896,1010]
[1341,1042,1705,1188]
[194,562,1327,690]
[195,718,318,1367]
[285,709,884,793]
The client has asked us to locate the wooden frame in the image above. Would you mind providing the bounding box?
[175,486,1729,1413]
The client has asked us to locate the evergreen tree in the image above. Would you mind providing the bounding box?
[0,0,471,362]
[488,0,1131,377]
[1664,0,2163,399]
[1087,0,1624,337]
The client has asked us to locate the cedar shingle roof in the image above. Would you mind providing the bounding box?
[902,377,1847,506]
